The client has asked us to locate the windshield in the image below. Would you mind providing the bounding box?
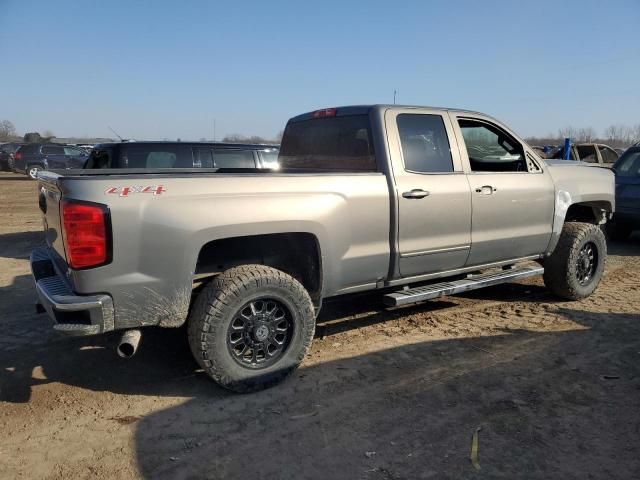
[614,149,640,177]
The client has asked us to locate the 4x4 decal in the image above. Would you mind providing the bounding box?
[105,185,166,197]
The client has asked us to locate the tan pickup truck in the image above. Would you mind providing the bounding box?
[32,105,614,392]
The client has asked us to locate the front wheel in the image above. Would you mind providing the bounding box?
[543,222,606,300]
[188,265,315,393]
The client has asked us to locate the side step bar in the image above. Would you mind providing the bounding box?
[383,265,544,307]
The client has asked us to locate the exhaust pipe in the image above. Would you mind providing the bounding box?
[117,329,142,358]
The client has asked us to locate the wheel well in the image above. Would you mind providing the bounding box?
[565,202,610,225]
[195,233,322,304]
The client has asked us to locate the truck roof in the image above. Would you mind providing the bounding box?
[287,104,495,123]
[93,141,279,149]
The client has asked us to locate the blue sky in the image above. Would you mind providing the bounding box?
[1,0,638,140]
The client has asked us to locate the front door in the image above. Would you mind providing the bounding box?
[451,115,555,266]
[386,109,472,278]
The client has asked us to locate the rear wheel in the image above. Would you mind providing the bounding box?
[543,222,606,300]
[188,265,315,392]
[26,164,42,179]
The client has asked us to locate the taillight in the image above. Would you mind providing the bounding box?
[61,200,111,269]
[15,151,22,161]
[312,108,337,118]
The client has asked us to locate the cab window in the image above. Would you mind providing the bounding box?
[598,146,618,164]
[397,114,453,173]
[458,119,527,172]
[577,145,598,163]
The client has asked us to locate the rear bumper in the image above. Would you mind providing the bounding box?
[31,247,115,336]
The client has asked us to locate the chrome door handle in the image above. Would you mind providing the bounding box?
[475,185,496,195]
[402,189,430,199]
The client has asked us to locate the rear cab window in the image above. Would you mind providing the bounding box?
[279,114,377,171]
[396,114,453,173]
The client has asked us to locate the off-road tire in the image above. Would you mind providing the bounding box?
[188,265,315,393]
[543,222,606,300]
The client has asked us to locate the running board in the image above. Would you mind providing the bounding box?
[383,265,544,307]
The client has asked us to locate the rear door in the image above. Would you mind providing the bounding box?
[386,108,472,277]
[63,146,88,168]
[41,145,66,169]
[450,113,555,266]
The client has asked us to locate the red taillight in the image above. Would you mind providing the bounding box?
[312,108,337,118]
[61,200,110,269]
[15,151,22,161]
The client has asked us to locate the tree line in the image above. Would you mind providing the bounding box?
[3,117,638,148]
[526,124,640,149]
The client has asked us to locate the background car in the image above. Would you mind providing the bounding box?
[13,143,89,179]
[551,143,619,167]
[608,146,640,240]
[0,142,24,171]
[84,142,280,170]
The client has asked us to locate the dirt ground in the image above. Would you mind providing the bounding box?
[1,171,639,480]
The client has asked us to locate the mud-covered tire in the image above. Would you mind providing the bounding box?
[543,222,606,300]
[187,265,315,393]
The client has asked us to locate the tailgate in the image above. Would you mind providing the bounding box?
[37,172,67,262]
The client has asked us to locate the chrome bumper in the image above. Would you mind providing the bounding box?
[30,247,115,336]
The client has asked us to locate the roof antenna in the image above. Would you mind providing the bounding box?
[393,89,397,104]
[108,126,125,142]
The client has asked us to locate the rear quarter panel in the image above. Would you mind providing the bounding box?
[59,173,390,329]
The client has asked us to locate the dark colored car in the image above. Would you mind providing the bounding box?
[84,142,280,170]
[0,142,24,171]
[13,143,89,179]
[608,146,640,239]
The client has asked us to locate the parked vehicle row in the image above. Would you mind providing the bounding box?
[1,141,280,178]
[85,142,280,170]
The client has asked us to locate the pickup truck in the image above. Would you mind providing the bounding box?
[31,105,615,392]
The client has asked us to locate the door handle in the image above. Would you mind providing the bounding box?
[475,185,497,195]
[402,189,430,199]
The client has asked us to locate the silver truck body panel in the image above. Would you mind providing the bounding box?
[39,171,390,328]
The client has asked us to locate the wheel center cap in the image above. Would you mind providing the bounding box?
[582,257,590,270]
[254,324,270,342]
